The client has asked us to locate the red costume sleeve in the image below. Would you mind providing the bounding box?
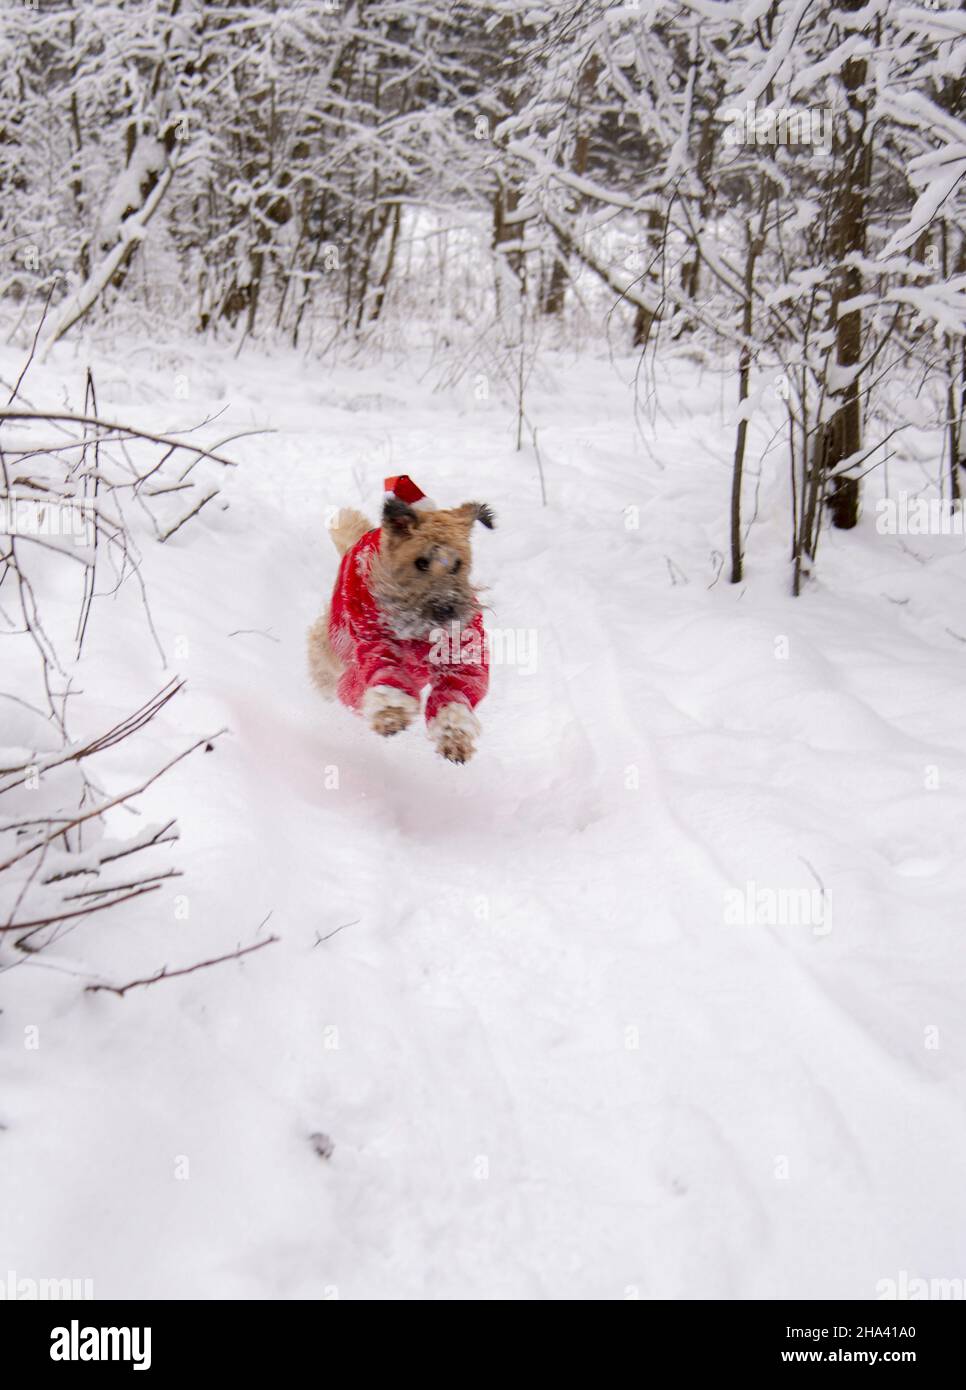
[330,529,489,722]
[425,610,489,723]
[330,532,423,708]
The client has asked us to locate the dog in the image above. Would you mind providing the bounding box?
[308,477,495,763]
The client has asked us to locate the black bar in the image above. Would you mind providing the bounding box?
[5,1299,962,1376]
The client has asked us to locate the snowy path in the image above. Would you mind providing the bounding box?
[5,343,966,1298]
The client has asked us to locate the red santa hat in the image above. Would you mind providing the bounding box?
[384,475,436,512]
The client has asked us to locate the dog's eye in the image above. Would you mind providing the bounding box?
[414,556,430,571]
[452,559,462,574]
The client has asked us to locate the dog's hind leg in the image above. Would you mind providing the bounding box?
[307,605,343,698]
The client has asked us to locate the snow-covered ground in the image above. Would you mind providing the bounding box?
[4,334,966,1299]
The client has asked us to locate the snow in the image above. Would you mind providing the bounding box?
[879,160,966,260]
[4,335,966,1299]
[42,152,179,355]
[717,0,814,111]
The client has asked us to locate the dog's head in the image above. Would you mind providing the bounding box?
[371,498,495,638]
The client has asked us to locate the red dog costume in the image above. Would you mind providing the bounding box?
[328,481,489,726]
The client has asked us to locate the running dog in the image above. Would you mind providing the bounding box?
[308,476,494,763]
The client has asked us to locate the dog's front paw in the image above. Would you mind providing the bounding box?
[362,685,419,737]
[428,702,481,764]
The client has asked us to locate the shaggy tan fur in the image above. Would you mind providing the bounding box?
[307,498,494,759]
[307,508,372,697]
[361,684,420,736]
[427,700,481,764]
[306,604,342,697]
[369,501,491,639]
[330,507,371,557]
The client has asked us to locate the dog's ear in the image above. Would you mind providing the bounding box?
[382,496,422,538]
[455,502,496,531]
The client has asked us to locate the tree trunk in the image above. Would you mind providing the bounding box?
[823,1,871,530]
[541,54,600,318]
[633,208,664,348]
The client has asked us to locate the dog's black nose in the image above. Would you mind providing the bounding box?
[430,603,456,623]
